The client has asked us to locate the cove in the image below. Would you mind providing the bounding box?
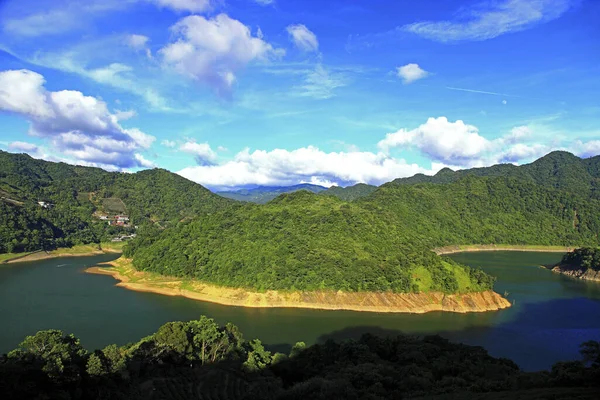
[1,251,599,371]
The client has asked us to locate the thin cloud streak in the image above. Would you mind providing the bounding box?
[445,86,521,98]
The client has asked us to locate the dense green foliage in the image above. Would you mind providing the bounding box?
[392,151,600,199]
[217,184,327,204]
[1,318,599,399]
[126,190,496,293]
[0,151,233,253]
[127,175,600,294]
[560,247,600,272]
[322,183,378,201]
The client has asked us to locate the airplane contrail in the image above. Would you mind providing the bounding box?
[445,86,520,98]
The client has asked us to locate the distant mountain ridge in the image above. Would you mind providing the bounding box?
[216,183,327,204]
[389,151,600,199]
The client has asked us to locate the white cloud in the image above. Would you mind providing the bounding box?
[3,9,80,37]
[572,140,600,159]
[153,0,212,12]
[162,139,177,148]
[114,109,137,121]
[127,34,149,50]
[8,141,40,153]
[2,0,132,37]
[295,64,346,99]
[396,63,429,84]
[35,57,171,110]
[0,69,155,169]
[378,117,491,164]
[503,126,532,144]
[171,116,600,190]
[177,146,444,190]
[134,153,157,168]
[180,141,218,165]
[159,14,284,95]
[286,24,319,52]
[499,143,549,163]
[404,0,573,42]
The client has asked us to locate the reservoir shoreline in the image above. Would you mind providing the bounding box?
[434,244,574,255]
[2,245,123,264]
[86,259,511,314]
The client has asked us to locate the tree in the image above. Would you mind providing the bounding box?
[7,330,87,383]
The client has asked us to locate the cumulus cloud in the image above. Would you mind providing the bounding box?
[0,69,155,169]
[286,24,319,52]
[177,146,444,190]
[572,140,600,158]
[153,0,212,13]
[378,117,490,164]
[180,141,218,166]
[396,63,429,84]
[404,0,573,42]
[159,14,284,95]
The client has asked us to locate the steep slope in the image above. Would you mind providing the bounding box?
[0,151,234,253]
[216,184,327,204]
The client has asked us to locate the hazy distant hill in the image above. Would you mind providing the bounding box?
[216,183,327,203]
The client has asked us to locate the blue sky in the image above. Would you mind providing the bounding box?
[0,0,599,190]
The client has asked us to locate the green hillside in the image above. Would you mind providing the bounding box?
[0,151,234,253]
[322,183,378,201]
[126,174,600,295]
[392,151,600,199]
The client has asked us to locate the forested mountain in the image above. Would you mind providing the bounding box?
[4,150,600,297]
[0,151,234,253]
[216,183,327,203]
[126,175,600,294]
[2,317,599,400]
[322,183,378,201]
[391,151,600,199]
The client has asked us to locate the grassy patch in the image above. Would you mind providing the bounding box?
[0,252,34,263]
[446,262,476,293]
[411,266,433,292]
[102,197,127,214]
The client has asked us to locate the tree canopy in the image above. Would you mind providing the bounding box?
[1,317,599,399]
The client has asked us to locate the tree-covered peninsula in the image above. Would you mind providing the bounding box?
[550,247,600,282]
[125,174,600,296]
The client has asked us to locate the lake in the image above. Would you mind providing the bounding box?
[1,251,599,371]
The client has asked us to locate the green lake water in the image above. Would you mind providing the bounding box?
[1,251,599,371]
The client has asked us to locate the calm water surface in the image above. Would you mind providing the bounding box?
[1,251,599,371]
